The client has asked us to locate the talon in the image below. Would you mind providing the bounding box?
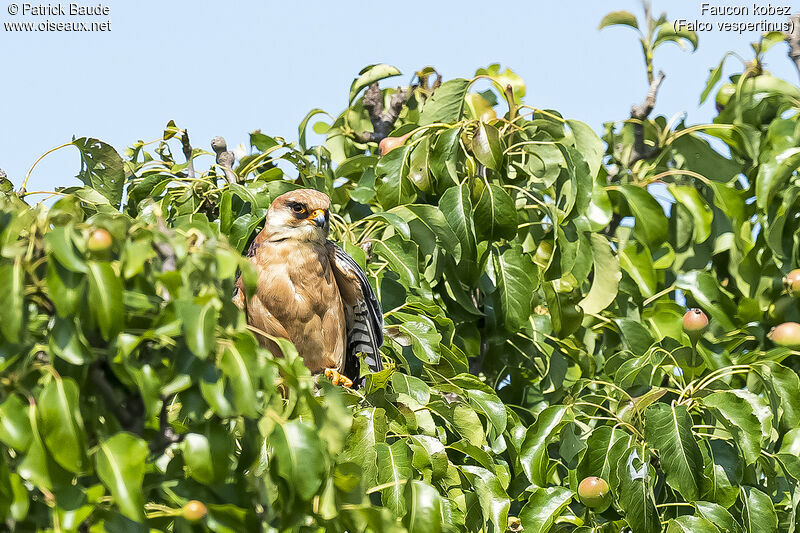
[324,368,353,388]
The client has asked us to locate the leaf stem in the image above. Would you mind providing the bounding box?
[21,142,74,193]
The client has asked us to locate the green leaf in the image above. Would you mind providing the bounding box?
[492,245,536,331]
[373,235,420,289]
[467,389,507,435]
[341,408,387,487]
[700,55,730,104]
[86,261,124,340]
[669,185,713,243]
[46,259,83,318]
[18,402,64,492]
[403,480,443,533]
[391,373,430,405]
[696,501,743,533]
[394,317,442,364]
[363,211,412,240]
[579,234,621,314]
[336,156,379,183]
[755,147,800,210]
[218,334,259,418]
[654,22,698,51]
[644,403,703,500]
[177,299,219,359]
[614,318,654,356]
[182,433,215,484]
[519,486,573,533]
[419,79,470,125]
[598,10,639,30]
[612,185,669,247]
[376,144,417,209]
[702,390,762,465]
[577,425,632,482]
[616,445,660,533]
[475,64,526,104]
[471,122,504,171]
[349,64,402,104]
[39,377,87,473]
[0,258,24,343]
[297,108,328,151]
[409,435,448,481]
[519,405,569,485]
[376,440,412,516]
[460,465,510,531]
[72,137,125,208]
[403,204,461,262]
[566,119,604,177]
[675,271,736,331]
[619,242,657,298]
[95,432,148,523]
[0,395,32,451]
[45,226,87,273]
[756,361,800,429]
[450,403,484,446]
[8,474,28,522]
[270,420,327,500]
[439,184,478,274]
[473,181,517,242]
[700,440,740,508]
[408,137,433,192]
[666,515,721,533]
[740,487,778,533]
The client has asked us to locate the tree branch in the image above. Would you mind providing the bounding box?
[149,396,183,453]
[354,83,408,143]
[181,130,195,180]
[786,14,800,78]
[211,136,238,184]
[628,70,665,165]
[90,362,144,434]
[152,216,177,272]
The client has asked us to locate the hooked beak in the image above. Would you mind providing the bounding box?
[309,209,328,228]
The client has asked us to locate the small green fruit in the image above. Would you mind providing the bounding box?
[768,322,800,349]
[784,269,800,297]
[578,476,611,509]
[715,83,736,112]
[683,308,708,334]
[182,500,207,522]
[87,229,112,252]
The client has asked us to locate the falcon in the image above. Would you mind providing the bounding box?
[233,189,383,387]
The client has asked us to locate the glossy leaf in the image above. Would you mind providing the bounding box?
[86,261,124,340]
[95,433,148,523]
[644,404,703,500]
[617,446,660,533]
[39,377,87,473]
[349,64,402,104]
[598,10,639,30]
[519,486,573,533]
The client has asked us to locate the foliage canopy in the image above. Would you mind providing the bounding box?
[2,9,800,533]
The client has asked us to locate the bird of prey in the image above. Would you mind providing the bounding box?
[233,189,383,387]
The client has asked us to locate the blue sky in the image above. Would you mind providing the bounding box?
[1,0,798,193]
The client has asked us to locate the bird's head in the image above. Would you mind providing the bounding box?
[264,189,331,242]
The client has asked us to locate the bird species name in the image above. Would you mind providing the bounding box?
[699,3,791,15]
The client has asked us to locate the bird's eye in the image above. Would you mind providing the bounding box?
[291,204,305,213]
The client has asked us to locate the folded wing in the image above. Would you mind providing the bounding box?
[327,241,383,382]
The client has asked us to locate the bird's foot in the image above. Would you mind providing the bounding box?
[324,368,353,388]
